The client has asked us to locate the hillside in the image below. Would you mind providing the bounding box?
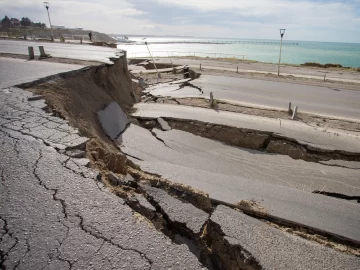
[2,27,116,43]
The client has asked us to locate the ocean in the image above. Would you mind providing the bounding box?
[117,37,360,68]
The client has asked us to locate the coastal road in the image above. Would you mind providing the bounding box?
[0,40,122,64]
[2,39,360,269]
[147,75,360,120]
[0,57,85,89]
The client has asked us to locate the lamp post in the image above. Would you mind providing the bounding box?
[43,2,54,41]
[142,38,160,80]
[277,29,286,76]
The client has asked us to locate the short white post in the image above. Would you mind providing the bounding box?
[288,102,292,115]
[292,106,298,120]
[38,46,47,58]
[210,92,214,107]
[324,73,326,81]
[28,47,34,60]
[237,66,238,73]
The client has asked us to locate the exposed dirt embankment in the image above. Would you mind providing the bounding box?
[23,55,136,174]
[301,62,345,68]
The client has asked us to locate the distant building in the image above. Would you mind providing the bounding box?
[53,25,66,29]
[71,28,83,30]
[10,18,20,28]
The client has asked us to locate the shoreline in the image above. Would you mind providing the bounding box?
[138,55,360,71]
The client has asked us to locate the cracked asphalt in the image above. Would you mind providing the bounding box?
[0,87,206,269]
[211,205,360,270]
[122,124,360,243]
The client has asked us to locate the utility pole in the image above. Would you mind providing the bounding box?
[43,2,54,41]
[277,29,286,76]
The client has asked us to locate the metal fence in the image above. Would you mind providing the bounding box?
[137,40,298,46]
[129,51,247,60]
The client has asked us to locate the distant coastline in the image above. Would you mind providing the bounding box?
[118,37,360,68]
[110,34,195,38]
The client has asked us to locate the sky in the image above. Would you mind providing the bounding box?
[1,0,360,42]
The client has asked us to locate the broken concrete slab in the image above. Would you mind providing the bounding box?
[108,172,121,186]
[97,102,130,140]
[108,172,136,187]
[72,158,90,167]
[64,137,89,149]
[210,205,360,270]
[157,117,171,131]
[60,148,86,158]
[63,158,97,178]
[27,95,45,101]
[123,174,136,186]
[140,184,209,235]
[126,194,157,220]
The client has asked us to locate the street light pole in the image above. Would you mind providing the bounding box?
[43,2,54,41]
[143,38,161,80]
[277,29,286,76]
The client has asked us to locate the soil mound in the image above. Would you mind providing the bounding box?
[301,62,343,68]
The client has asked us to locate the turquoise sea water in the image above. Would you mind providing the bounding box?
[117,37,360,68]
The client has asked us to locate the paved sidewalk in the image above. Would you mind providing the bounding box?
[0,40,123,64]
[0,57,85,89]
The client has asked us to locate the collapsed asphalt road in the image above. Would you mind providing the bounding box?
[3,87,358,269]
[0,87,207,270]
[121,123,360,243]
